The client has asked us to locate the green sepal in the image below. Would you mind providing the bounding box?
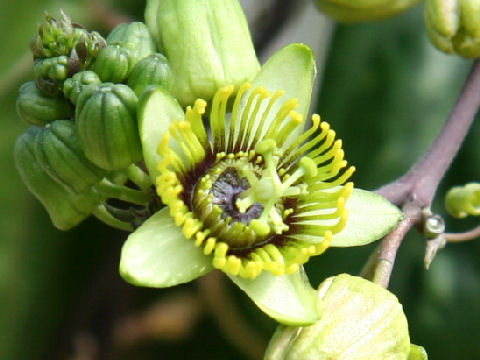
[93,44,130,83]
[264,274,411,360]
[34,120,107,194]
[408,344,428,360]
[76,83,142,171]
[242,43,316,147]
[331,189,402,247]
[127,53,173,97]
[147,0,260,106]
[251,43,315,120]
[63,71,102,105]
[106,22,156,71]
[16,81,73,126]
[119,207,214,287]
[14,127,100,230]
[138,85,184,182]
[228,267,320,326]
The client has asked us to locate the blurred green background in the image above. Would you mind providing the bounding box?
[1,0,479,359]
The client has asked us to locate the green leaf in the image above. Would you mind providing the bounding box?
[409,344,428,360]
[119,207,213,287]
[331,188,402,247]
[137,86,184,181]
[228,267,320,326]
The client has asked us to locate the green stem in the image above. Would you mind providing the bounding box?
[127,163,153,191]
[92,205,133,232]
[94,179,151,206]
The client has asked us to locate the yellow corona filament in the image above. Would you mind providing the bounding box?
[186,99,208,147]
[155,83,354,280]
[249,89,285,148]
[210,85,234,150]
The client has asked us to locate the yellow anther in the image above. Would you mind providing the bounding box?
[204,237,217,255]
[299,157,318,178]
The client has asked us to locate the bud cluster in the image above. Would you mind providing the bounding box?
[15,12,174,230]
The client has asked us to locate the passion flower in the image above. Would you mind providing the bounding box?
[120,43,358,325]
[155,83,354,279]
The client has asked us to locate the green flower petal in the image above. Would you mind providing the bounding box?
[409,344,428,360]
[119,207,213,288]
[228,267,320,326]
[138,86,184,181]
[331,189,403,247]
[251,43,316,119]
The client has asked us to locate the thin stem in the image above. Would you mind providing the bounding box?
[377,59,480,207]
[126,164,153,191]
[444,225,480,242]
[372,202,422,288]
[95,179,151,206]
[92,205,133,232]
[367,60,480,287]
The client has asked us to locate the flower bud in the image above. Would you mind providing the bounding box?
[106,22,156,71]
[94,44,130,83]
[145,0,260,106]
[265,274,419,360]
[315,0,421,22]
[127,53,173,96]
[34,120,107,194]
[445,183,480,218]
[76,83,142,171]
[63,71,102,105]
[14,127,100,230]
[30,11,106,61]
[425,0,480,58]
[30,11,106,94]
[16,81,73,126]
[33,56,70,94]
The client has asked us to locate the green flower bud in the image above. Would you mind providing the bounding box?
[127,53,173,96]
[445,183,480,218]
[76,83,142,171]
[34,120,107,194]
[30,11,106,90]
[425,0,480,58]
[16,81,73,126]
[63,71,102,105]
[14,127,100,230]
[106,22,156,71]
[33,56,70,95]
[265,274,416,360]
[94,44,130,83]
[34,56,69,81]
[145,0,260,106]
[315,0,422,22]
